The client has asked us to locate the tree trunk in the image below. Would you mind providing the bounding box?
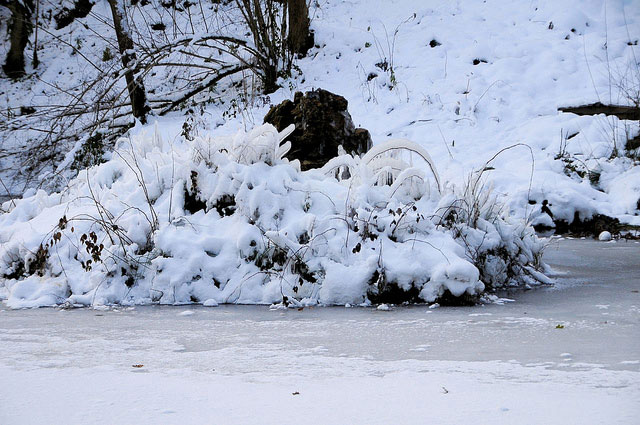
[107,0,150,124]
[3,0,34,79]
[262,63,279,94]
[287,0,313,56]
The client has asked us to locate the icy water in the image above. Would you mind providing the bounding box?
[1,238,639,424]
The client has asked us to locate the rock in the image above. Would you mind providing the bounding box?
[54,0,95,30]
[263,89,372,170]
[598,231,612,241]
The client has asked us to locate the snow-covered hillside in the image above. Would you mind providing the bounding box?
[1,0,639,308]
[2,0,639,221]
[295,0,640,226]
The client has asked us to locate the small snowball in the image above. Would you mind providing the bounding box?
[598,231,612,241]
[377,303,391,311]
[203,299,219,307]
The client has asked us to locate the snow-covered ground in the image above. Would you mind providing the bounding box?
[1,238,639,424]
[2,0,640,222]
[2,0,640,308]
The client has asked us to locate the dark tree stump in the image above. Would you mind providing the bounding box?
[264,89,372,170]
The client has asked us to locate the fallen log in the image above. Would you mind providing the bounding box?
[558,102,640,120]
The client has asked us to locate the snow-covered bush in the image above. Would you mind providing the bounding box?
[434,150,549,294]
[436,180,547,293]
[0,124,547,308]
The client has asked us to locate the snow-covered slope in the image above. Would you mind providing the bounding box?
[2,0,639,223]
[293,0,640,226]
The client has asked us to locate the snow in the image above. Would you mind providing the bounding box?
[0,239,639,425]
[598,230,613,241]
[202,298,218,307]
[286,0,640,228]
[1,360,636,425]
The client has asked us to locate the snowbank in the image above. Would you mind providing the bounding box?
[0,123,545,308]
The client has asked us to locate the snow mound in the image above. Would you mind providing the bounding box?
[0,124,546,308]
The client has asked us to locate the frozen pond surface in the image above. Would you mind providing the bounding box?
[1,238,639,424]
